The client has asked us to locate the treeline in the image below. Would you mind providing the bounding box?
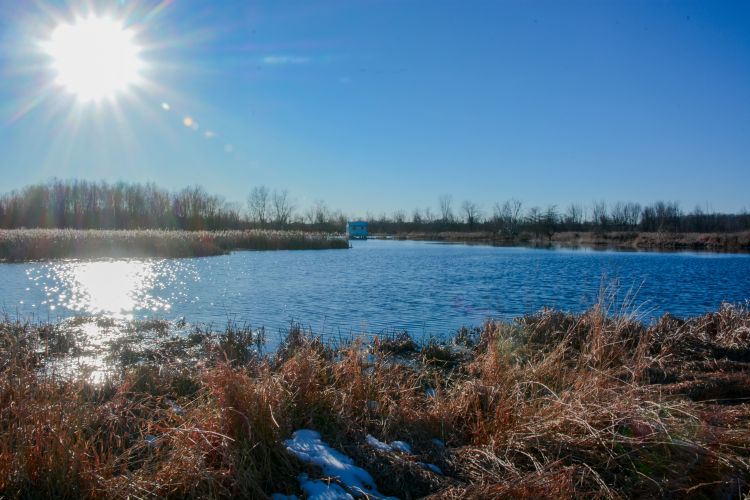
[365,197,750,236]
[0,180,245,230]
[0,180,352,232]
[1,180,748,235]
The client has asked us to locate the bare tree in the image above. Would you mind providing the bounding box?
[641,201,681,232]
[542,204,559,239]
[330,209,347,229]
[461,201,482,230]
[689,205,707,232]
[247,186,270,226]
[623,202,642,228]
[423,207,435,223]
[526,206,543,238]
[510,199,523,224]
[411,208,423,224]
[305,200,329,226]
[493,199,523,236]
[564,203,584,227]
[610,202,627,229]
[591,200,609,230]
[439,194,454,223]
[392,209,406,225]
[271,189,294,227]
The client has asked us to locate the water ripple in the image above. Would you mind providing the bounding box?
[1,241,749,342]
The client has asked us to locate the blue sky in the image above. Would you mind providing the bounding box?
[1,0,748,216]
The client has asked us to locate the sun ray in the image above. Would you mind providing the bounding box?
[9,87,54,124]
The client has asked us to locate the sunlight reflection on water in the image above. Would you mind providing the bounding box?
[25,259,194,319]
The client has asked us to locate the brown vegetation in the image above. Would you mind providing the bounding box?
[0,229,348,262]
[1,304,749,498]
[552,230,750,252]
[387,230,750,252]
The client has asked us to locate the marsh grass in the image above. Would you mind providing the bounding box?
[0,228,348,262]
[1,304,749,498]
[395,229,750,252]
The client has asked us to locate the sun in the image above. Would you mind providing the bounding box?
[43,16,143,102]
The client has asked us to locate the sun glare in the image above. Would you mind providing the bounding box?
[43,16,143,101]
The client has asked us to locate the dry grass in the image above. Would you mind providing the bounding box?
[0,228,348,262]
[392,230,750,252]
[1,304,749,498]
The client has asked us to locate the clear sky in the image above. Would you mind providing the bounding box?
[1,0,748,216]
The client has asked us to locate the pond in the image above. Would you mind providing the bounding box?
[1,240,749,341]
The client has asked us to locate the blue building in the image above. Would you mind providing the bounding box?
[346,220,368,239]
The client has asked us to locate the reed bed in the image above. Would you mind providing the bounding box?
[1,304,749,498]
[0,229,348,262]
[392,230,750,252]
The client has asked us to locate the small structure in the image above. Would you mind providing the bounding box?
[346,220,368,240]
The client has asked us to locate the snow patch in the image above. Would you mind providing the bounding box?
[299,473,353,500]
[366,434,393,452]
[366,435,413,455]
[389,440,412,454]
[284,430,395,499]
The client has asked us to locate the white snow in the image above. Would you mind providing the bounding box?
[364,435,440,474]
[298,473,353,500]
[366,435,413,455]
[365,434,393,452]
[389,440,412,454]
[284,429,396,499]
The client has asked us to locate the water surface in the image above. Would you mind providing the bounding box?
[1,240,749,341]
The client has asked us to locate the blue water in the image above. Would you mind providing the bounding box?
[1,240,748,340]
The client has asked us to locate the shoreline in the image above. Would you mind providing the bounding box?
[0,228,349,262]
[2,228,748,263]
[1,305,748,498]
[374,229,750,253]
